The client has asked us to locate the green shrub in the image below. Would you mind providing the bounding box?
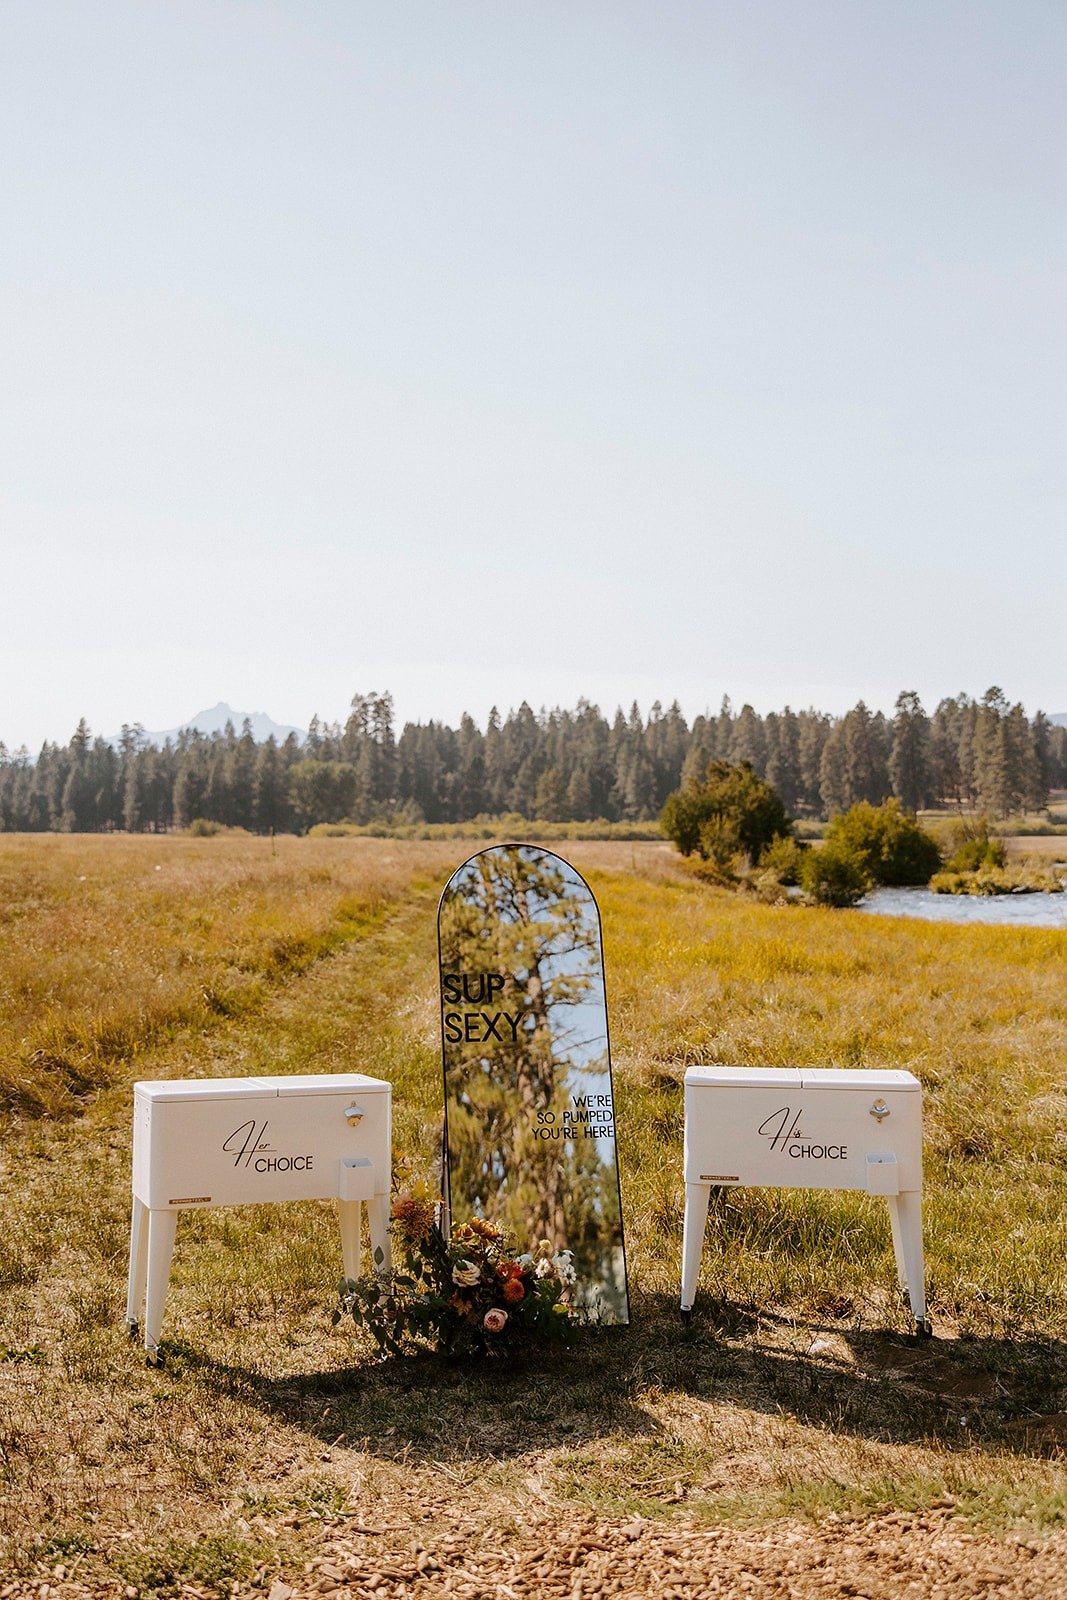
[661,762,792,868]
[185,819,252,838]
[186,817,222,836]
[306,815,664,842]
[757,834,806,886]
[825,799,941,886]
[798,845,870,907]
[943,818,1007,873]
[947,837,1007,872]
[931,864,1064,896]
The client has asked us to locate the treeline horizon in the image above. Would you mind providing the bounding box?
[2,687,1065,836]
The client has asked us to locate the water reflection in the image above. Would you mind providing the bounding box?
[439,845,629,1324]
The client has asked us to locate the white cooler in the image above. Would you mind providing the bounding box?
[681,1066,928,1333]
[127,1073,392,1362]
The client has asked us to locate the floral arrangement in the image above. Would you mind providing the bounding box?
[335,1178,576,1360]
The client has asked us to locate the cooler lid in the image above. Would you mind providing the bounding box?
[134,1077,279,1102]
[685,1066,802,1088]
[800,1069,919,1091]
[274,1073,389,1096]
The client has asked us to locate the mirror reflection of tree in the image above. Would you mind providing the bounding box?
[439,846,628,1322]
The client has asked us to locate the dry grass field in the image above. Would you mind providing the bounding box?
[1002,835,1067,859]
[1,835,1065,1598]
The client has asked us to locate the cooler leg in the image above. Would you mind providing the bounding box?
[887,1191,927,1329]
[143,1208,178,1365]
[337,1199,362,1282]
[366,1192,392,1276]
[126,1197,149,1336]
[680,1181,712,1319]
[886,1191,908,1293]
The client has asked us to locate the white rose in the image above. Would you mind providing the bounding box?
[451,1260,481,1287]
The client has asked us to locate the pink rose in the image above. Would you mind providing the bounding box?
[483,1308,508,1333]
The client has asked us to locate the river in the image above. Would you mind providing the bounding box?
[858,886,1067,928]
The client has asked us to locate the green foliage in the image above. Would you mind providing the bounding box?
[661,761,792,868]
[798,843,871,906]
[825,799,942,887]
[287,758,358,832]
[888,690,933,813]
[112,1533,264,1597]
[307,814,662,841]
[748,835,808,903]
[943,818,1007,873]
[185,818,251,838]
[931,865,1064,896]
[187,816,222,836]
[757,834,806,885]
[0,1344,47,1365]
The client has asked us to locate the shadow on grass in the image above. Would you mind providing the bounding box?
[661,1292,1067,1455]
[162,1289,1067,1467]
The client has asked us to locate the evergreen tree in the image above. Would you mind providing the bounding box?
[254,736,289,832]
[712,695,734,760]
[60,719,95,830]
[819,724,849,815]
[764,708,801,813]
[842,701,888,806]
[1008,701,1042,813]
[888,691,932,813]
[123,750,147,832]
[89,736,121,829]
[227,720,258,829]
[612,703,655,819]
[973,687,1013,817]
[533,765,568,820]
[797,711,830,811]
[729,703,767,773]
[483,706,507,812]
[648,700,689,809]
[371,691,397,808]
[201,741,228,825]
[173,731,208,827]
[1030,710,1052,809]
[505,704,544,816]
[455,713,486,819]
[681,713,715,787]
[956,697,978,806]
[1047,723,1067,787]
[930,696,965,805]
[288,758,357,830]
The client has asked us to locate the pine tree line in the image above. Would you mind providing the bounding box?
[1,688,1064,834]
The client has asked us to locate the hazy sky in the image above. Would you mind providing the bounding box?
[3,1,1065,750]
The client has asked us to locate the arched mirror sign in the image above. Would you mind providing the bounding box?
[438,845,629,1324]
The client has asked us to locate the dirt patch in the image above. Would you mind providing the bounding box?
[10,1509,1067,1599]
[855,1338,1004,1405]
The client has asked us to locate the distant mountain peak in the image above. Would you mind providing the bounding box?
[180,703,287,737]
[108,704,305,747]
